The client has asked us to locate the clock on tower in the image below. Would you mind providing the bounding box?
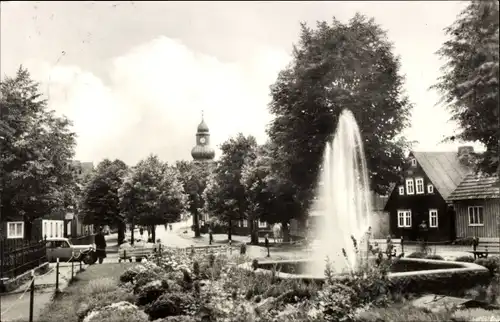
[191,111,215,161]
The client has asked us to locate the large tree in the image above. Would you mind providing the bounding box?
[433,0,499,174]
[119,155,186,243]
[267,14,412,226]
[0,66,77,238]
[203,134,257,241]
[79,159,128,243]
[175,160,211,237]
[241,142,304,242]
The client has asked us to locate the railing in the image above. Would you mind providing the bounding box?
[0,238,47,280]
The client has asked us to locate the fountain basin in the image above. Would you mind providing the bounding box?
[239,258,491,295]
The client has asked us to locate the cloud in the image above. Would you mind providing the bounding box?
[25,36,291,165]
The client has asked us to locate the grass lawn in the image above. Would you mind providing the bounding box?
[36,263,136,322]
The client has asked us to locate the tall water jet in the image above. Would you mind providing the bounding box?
[308,109,372,275]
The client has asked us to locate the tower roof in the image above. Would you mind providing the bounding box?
[197,119,209,133]
[197,110,209,133]
[191,145,215,160]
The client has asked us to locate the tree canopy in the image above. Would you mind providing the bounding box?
[119,155,186,241]
[433,0,499,173]
[79,159,128,228]
[203,133,257,241]
[175,160,212,237]
[0,66,77,231]
[266,14,412,224]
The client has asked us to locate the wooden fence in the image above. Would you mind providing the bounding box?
[0,238,47,280]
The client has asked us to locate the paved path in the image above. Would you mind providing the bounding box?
[0,256,119,322]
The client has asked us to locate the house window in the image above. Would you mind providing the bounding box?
[416,178,424,194]
[468,206,484,226]
[410,158,417,167]
[243,220,248,228]
[405,179,415,195]
[7,221,24,239]
[427,184,434,194]
[397,210,412,228]
[429,209,438,228]
[258,220,267,228]
[398,185,405,195]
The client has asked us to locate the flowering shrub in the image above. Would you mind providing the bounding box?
[112,244,496,322]
[83,301,149,322]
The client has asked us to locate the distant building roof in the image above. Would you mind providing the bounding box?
[448,173,500,201]
[412,151,470,201]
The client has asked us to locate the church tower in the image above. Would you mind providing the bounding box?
[191,111,215,162]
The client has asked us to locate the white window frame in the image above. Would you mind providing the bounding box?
[398,185,405,195]
[258,220,267,228]
[410,158,417,167]
[243,220,248,228]
[7,221,24,239]
[397,210,412,228]
[427,184,434,194]
[429,209,438,228]
[468,206,484,226]
[405,178,415,195]
[415,178,424,194]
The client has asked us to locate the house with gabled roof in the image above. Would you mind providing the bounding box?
[448,173,500,239]
[384,146,471,242]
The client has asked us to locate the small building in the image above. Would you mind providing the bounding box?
[384,147,471,242]
[448,173,500,238]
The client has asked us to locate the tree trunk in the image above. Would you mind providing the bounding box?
[228,219,232,241]
[117,221,125,245]
[281,221,290,243]
[193,211,201,237]
[151,225,156,242]
[249,219,258,245]
[131,219,135,246]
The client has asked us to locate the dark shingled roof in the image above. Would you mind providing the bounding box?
[412,151,470,201]
[448,173,500,200]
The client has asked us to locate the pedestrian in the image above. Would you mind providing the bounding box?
[209,227,213,245]
[139,227,144,236]
[169,224,173,231]
[95,227,107,264]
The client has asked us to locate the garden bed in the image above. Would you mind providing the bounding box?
[37,263,137,322]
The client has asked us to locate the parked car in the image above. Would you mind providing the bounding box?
[44,238,97,265]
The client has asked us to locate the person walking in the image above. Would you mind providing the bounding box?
[95,227,107,264]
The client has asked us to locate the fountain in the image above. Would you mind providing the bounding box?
[238,109,490,294]
[307,109,372,275]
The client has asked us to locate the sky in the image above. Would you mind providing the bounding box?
[0,1,484,165]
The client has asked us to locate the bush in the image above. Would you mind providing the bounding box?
[83,301,149,322]
[120,269,138,284]
[136,280,169,306]
[76,278,137,320]
[78,288,137,320]
[425,254,444,260]
[389,269,491,296]
[133,269,165,293]
[474,257,500,276]
[154,316,197,322]
[455,256,475,263]
[144,293,196,320]
[316,283,358,321]
[407,252,426,259]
